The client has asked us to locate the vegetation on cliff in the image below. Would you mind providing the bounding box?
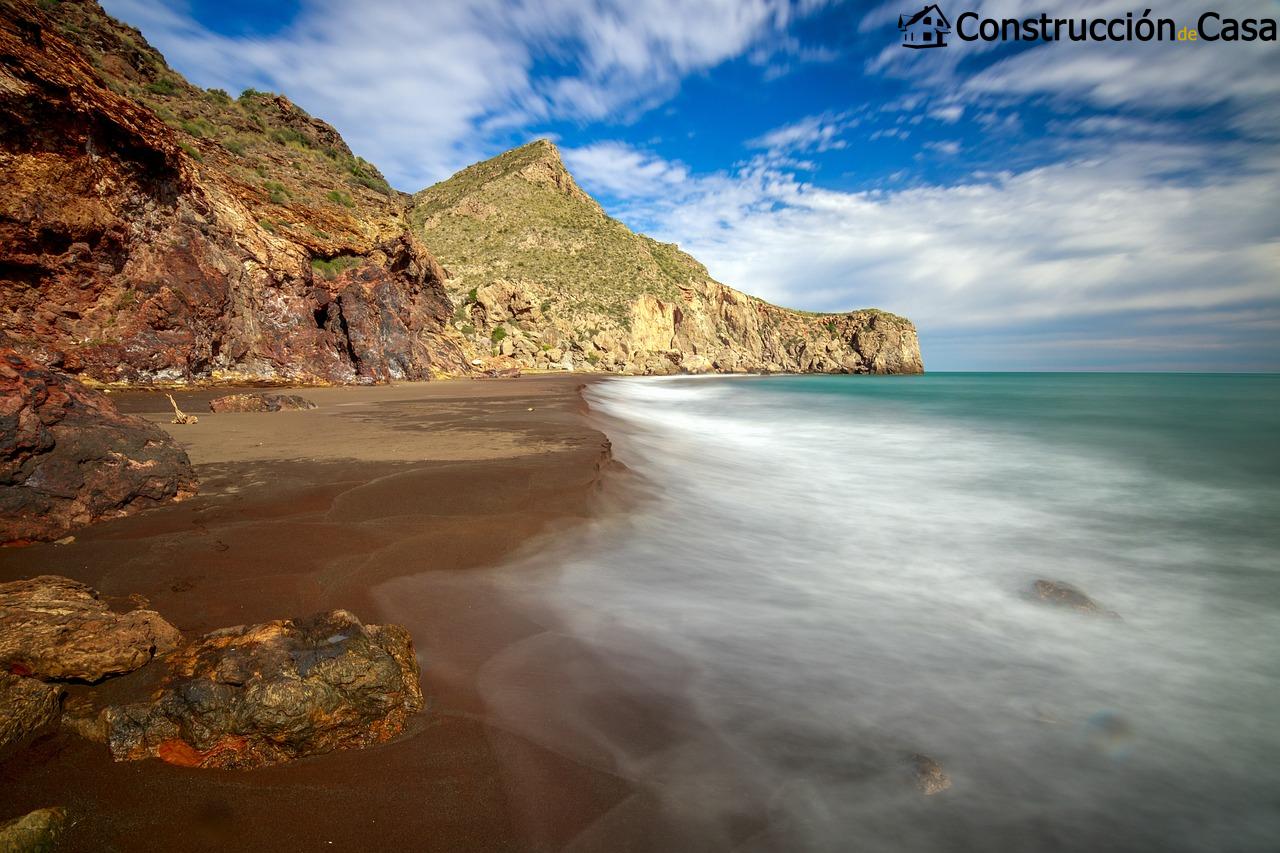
[411,139,923,374]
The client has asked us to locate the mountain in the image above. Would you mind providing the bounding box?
[410,140,923,374]
[0,0,466,385]
[0,0,922,384]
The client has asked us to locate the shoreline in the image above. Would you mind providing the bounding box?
[0,375,631,852]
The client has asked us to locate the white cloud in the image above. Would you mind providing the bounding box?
[562,142,690,199]
[864,0,1280,140]
[747,111,858,154]
[928,104,964,123]
[922,139,960,156]
[103,0,831,189]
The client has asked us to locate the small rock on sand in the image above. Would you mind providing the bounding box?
[106,609,423,769]
[0,673,63,756]
[0,807,66,852]
[0,576,181,682]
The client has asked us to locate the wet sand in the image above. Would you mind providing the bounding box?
[0,375,642,852]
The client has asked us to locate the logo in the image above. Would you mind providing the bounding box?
[899,4,952,48]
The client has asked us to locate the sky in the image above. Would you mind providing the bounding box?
[101,0,1280,370]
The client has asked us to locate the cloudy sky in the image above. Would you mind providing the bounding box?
[103,0,1279,370]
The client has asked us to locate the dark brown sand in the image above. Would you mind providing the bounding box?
[0,375,648,852]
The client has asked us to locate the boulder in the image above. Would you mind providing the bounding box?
[0,673,62,755]
[910,753,952,795]
[106,610,424,769]
[0,807,66,853]
[1028,580,1119,617]
[0,349,198,544]
[478,367,522,379]
[208,393,317,413]
[0,576,181,682]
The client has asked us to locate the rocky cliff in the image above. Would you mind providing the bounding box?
[410,140,924,375]
[0,0,921,383]
[0,0,467,385]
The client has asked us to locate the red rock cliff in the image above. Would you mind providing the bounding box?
[0,0,467,385]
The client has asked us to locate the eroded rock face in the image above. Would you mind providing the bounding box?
[0,672,63,756]
[208,392,316,413]
[0,350,197,544]
[0,807,66,853]
[0,575,181,681]
[106,610,424,769]
[0,3,467,385]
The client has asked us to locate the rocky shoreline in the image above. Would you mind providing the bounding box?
[0,374,618,851]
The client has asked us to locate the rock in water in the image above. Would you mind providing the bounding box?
[0,350,197,544]
[911,753,952,795]
[208,393,317,413]
[0,576,182,682]
[1029,580,1119,617]
[0,807,66,853]
[106,610,424,768]
[0,673,62,756]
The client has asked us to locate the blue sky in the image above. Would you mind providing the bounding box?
[102,0,1279,370]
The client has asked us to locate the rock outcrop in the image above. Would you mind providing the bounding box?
[105,610,424,768]
[0,575,181,681]
[0,672,62,755]
[208,392,316,412]
[0,0,467,385]
[0,807,66,853]
[411,140,924,375]
[0,350,196,544]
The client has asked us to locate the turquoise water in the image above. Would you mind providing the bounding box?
[469,373,1280,851]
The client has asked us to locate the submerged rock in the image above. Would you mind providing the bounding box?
[208,393,317,413]
[0,807,66,853]
[0,576,181,682]
[1028,580,1119,618]
[106,610,424,769]
[0,673,62,755]
[0,350,198,545]
[910,753,952,795]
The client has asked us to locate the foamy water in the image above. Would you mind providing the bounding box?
[435,374,1280,851]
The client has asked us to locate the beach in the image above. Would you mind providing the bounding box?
[3,372,1278,853]
[0,375,627,852]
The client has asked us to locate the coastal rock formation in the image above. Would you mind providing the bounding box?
[0,807,66,852]
[209,392,316,412]
[0,350,196,544]
[0,1,466,385]
[1028,580,1119,618]
[1,0,921,382]
[105,610,424,769]
[411,140,925,375]
[0,575,181,681]
[0,672,63,755]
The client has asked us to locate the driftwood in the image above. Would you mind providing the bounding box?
[166,394,198,425]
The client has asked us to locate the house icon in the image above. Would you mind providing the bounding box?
[899,4,951,49]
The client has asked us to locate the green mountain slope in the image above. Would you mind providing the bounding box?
[410,140,923,375]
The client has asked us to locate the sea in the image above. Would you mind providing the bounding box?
[424,373,1280,851]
